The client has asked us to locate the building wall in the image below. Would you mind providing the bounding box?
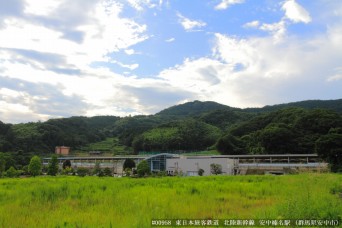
[55,146,70,155]
[166,157,234,176]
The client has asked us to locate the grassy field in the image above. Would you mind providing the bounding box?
[0,174,341,227]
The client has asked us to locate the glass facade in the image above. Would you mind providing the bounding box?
[145,153,178,172]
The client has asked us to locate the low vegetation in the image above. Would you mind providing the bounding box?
[0,174,340,227]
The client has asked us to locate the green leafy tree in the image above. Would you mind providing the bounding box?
[6,166,19,178]
[259,124,296,154]
[47,155,59,176]
[0,154,5,177]
[22,165,29,175]
[137,160,150,177]
[315,131,342,172]
[216,134,244,155]
[28,156,42,177]
[210,163,222,175]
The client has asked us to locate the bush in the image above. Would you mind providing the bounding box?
[210,163,222,175]
[103,167,112,176]
[137,160,150,177]
[124,168,131,177]
[28,156,42,177]
[47,155,59,176]
[77,167,89,177]
[6,166,19,178]
[62,167,73,175]
[198,168,204,176]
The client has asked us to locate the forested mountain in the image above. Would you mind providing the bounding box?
[0,116,120,153]
[156,100,231,117]
[245,99,342,113]
[216,108,342,171]
[0,99,341,171]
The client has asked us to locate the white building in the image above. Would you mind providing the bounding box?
[166,156,234,176]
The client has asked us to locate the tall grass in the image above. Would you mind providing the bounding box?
[0,174,341,227]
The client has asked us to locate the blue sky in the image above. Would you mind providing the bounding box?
[0,0,341,123]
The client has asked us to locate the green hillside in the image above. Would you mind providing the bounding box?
[245,99,342,113]
[0,99,342,172]
[156,100,231,117]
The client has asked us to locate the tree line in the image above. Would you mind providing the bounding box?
[0,100,341,172]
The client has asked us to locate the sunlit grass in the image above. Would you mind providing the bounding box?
[0,174,341,227]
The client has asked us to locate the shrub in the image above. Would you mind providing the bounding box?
[103,167,112,176]
[77,167,89,177]
[210,163,222,175]
[28,156,42,177]
[47,155,59,176]
[6,166,19,178]
[198,168,204,176]
[137,160,150,177]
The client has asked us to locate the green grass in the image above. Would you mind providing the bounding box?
[0,174,341,227]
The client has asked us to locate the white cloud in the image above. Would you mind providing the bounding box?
[215,0,245,10]
[327,67,342,82]
[155,24,342,108]
[127,0,162,11]
[282,0,311,24]
[0,1,148,68]
[243,20,260,28]
[24,0,63,16]
[124,49,136,55]
[260,20,287,42]
[0,100,51,123]
[111,60,139,70]
[0,0,154,122]
[165,37,175,42]
[327,74,342,82]
[177,13,206,31]
[0,0,341,123]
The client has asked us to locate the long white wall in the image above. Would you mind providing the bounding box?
[166,157,234,176]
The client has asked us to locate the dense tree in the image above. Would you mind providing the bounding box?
[156,100,229,117]
[216,134,244,155]
[259,124,296,154]
[315,130,342,172]
[47,155,59,176]
[133,119,221,152]
[217,108,342,159]
[137,160,150,177]
[6,166,19,178]
[0,99,341,171]
[28,156,42,177]
[0,154,5,177]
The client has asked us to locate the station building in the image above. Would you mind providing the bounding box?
[44,152,328,176]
